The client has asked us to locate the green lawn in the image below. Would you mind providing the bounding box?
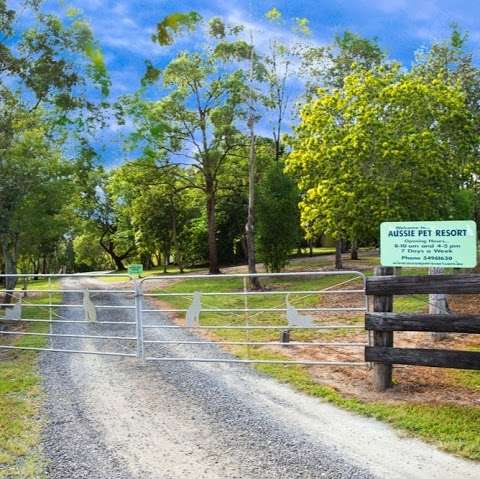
[0,293,60,478]
[13,278,61,292]
[253,350,480,461]
[154,273,364,344]
[152,273,479,461]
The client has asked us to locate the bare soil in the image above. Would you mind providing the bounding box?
[269,286,480,407]
[150,251,480,409]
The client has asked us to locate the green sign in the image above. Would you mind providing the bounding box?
[127,264,144,276]
[380,221,477,268]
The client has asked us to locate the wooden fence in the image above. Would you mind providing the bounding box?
[365,267,480,391]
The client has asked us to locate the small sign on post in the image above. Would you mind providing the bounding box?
[380,221,477,268]
[128,264,144,277]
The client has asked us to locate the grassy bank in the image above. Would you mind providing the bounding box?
[0,292,61,478]
[154,274,479,461]
[253,350,480,461]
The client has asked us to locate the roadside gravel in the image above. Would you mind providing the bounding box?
[39,278,480,479]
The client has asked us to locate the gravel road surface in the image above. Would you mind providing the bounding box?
[39,278,480,479]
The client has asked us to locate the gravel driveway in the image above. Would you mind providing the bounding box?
[39,278,480,479]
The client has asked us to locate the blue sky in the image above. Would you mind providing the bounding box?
[59,0,480,165]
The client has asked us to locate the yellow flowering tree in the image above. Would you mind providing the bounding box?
[286,65,477,268]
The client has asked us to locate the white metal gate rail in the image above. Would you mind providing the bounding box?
[138,271,368,366]
[0,271,369,366]
[0,273,138,358]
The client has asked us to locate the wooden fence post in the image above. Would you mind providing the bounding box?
[372,266,394,391]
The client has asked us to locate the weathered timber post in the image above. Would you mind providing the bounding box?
[371,266,394,391]
[429,267,449,341]
[280,329,290,344]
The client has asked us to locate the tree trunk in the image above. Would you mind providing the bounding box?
[163,252,168,274]
[206,177,220,274]
[1,237,17,305]
[429,266,449,341]
[308,241,313,257]
[335,239,343,270]
[351,238,359,260]
[171,206,184,273]
[33,260,40,280]
[99,238,128,271]
[245,114,261,290]
[110,251,126,271]
[22,276,28,298]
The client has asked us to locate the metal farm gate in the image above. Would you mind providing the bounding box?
[0,271,369,367]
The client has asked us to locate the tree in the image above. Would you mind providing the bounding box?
[109,159,198,272]
[323,31,385,88]
[83,171,136,270]
[287,65,477,269]
[243,10,310,287]
[73,231,112,272]
[299,31,386,265]
[0,1,109,291]
[257,161,299,272]
[123,14,252,274]
[412,27,480,339]
[0,106,72,302]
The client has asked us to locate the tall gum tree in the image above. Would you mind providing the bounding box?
[123,13,252,274]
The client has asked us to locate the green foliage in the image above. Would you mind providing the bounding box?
[125,14,254,272]
[0,1,110,119]
[256,162,299,271]
[0,105,73,274]
[0,0,111,281]
[451,189,475,220]
[73,232,111,271]
[287,64,477,243]
[327,31,385,86]
[108,158,201,270]
[74,163,136,270]
[301,30,385,98]
[265,8,282,21]
[153,11,202,45]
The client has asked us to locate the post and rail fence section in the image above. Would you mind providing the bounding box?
[365,270,480,391]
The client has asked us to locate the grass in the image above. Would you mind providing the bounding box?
[290,246,336,256]
[155,273,364,344]
[251,349,480,460]
[13,278,61,292]
[454,369,480,392]
[451,346,480,392]
[0,293,61,478]
[394,294,428,312]
[99,264,205,283]
[153,273,480,461]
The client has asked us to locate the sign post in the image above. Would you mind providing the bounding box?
[380,221,477,268]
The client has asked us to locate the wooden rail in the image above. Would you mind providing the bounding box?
[365,347,480,370]
[365,271,480,391]
[366,273,480,295]
[366,313,480,334]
